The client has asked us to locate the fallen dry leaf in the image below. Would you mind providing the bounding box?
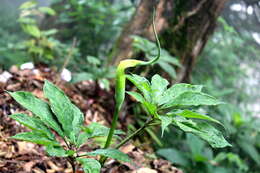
[23,161,36,172]
[33,168,45,173]
[136,168,157,173]
[17,141,36,155]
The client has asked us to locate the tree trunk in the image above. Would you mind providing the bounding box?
[111,0,229,82]
[109,0,159,65]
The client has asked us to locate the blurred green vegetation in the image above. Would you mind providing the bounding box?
[0,0,259,172]
[0,2,28,68]
[155,16,260,173]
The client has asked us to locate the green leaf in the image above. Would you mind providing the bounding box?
[159,50,181,67]
[132,35,180,78]
[143,101,158,117]
[214,152,248,171]
[21,24,41,38]
[43,80,84,144]
[156,148,189,166]
[78,123,124,147]
[87,56,101,66]
[162,91,223,109]
[11,131,59,146]
[10,113,55,140]
[20,1,37,9]
[76,133,90,147]
[238,141,260,164]
[8,91,64,137]
[38,7,56,16]
[45,145,68,157]
[82,123,124,139]
[151,74,169,104]
[86,149,131,162]
[157,61,177,79]
[158,115,173,137]
[41,29,58,36]
[126,91,145,103]
[18,17,36,24]
[176,110,222,125]
[173,118,231,148]
[158,83,203,106]
[77,158,101,173]
[186,134,208,161]
[126,74,152,102]
[71,72,95,83]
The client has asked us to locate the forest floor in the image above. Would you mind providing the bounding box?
[0,65,182,173]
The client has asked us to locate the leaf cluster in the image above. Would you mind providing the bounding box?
[156,18,260,173]
[9,80,130,173]
[71,56,115,91]
[17,0,70,63]
[132,35,181,79]
[127,74,230,148]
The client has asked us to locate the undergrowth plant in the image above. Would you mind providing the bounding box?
[17,1,68,64]
[71,55,115,91]
[132,35,181,79]
[9,10,231,173]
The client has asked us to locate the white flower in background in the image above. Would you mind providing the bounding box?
[20,62,35,70]
[0,71,13,83]
[32,69,40,75]
[61,68,72,82]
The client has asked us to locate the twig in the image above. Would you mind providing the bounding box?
[60,37,77,74]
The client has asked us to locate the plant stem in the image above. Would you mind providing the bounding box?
[103,105,120,149]
[99,9,160,165]
[60,37,77,74]
[115,117,153,149]
[63,137,71,150]
[99,117,153,164]
[68,157,76,173]
[98,105,120,164]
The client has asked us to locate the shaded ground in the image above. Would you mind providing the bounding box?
[0,65,182,173]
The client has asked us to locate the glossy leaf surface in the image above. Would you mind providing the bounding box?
[173,118,231,148]
[77,158,101,173]
[45,145,68,157]
[11,131,59,146]
[10,113,55,140]
[8,91,64,137]
[43,80,84,144]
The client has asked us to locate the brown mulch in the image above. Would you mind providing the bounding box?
[0,65,182,173]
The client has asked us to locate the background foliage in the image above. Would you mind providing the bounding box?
[0,0,259,172]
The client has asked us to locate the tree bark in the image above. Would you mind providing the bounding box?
[111,0,229,82]
[109,0,159,65]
